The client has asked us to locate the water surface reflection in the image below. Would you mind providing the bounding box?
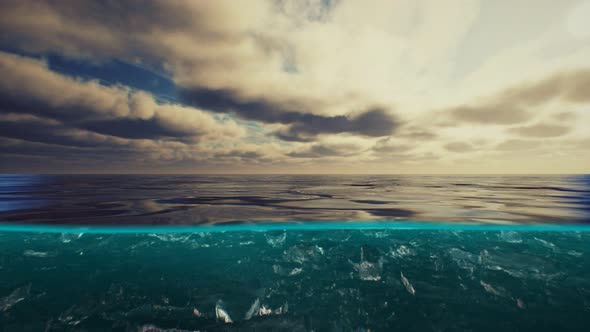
[0,174,588,225]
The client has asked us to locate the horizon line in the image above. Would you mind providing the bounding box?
[1,221,590,234]
[1,172,588,176]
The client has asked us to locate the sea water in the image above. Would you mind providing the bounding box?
[1,174,589,331]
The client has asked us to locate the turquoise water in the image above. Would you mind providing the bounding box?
[1,175,589,331]
[1,226,590,331]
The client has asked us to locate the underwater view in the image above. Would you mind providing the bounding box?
[1,175,590,331]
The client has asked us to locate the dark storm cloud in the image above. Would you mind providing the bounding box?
[0,52,239,145]
[0,95,204,142]
[444,68,590,125]
[80,118,197,140]
[0,115,102,148]
[1,1,401,143]
[0,137,137,160]
[0,51,255,171]
[274,131,317,142]
[181,87,398,140]
[0,135,162,174]
[179,87,302,124]
[279,108,397,140]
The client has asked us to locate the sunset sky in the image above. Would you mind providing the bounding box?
[0,0,589,174]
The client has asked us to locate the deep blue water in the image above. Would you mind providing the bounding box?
[1,174,589,331]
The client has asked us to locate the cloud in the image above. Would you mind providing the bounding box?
[287,141,366,158]
[0,113,116,148]
[443,68,590,125]
[371,137,413,154]
[0,1,589,173]
[79,118,195,141]
[0,136,141,169]
[397,129,437,141]
[213,150,265,160]
[180,87,398,139]
[447,105,530,125]
[552,112,576,121]
[0,51,270,169]
[0,1,402,141]
[444,142,474,153]
[0,52,243,143]
[275,108,398,141]
[508,123,571,138]
[495,139,539,151]
[0,1,266,61]
[497,68,590,105]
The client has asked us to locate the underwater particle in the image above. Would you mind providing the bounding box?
[516,298,526,309]
[0,283,31,311]
[139,324,201,332]
[265,232,287,247]
[148,233,194,243]
[390,245,414,258]
[534,237,557,251]
[244,298,261,320]
[567,250,583,257]
[283,243,324,264]
[215,301,233,323]
[315,245,325,255]
[448,247,478,274]
[259,305,273,316]
[353,247,382,281]
[60,232,84,243]
[139,325,160,332]
[272,264,283,275]
[273,264,304,276]
[193,307,203,317]
[498,231,522,243]
[480,280,501,296]
[289,267,303,276]
[44,317,54,332]
[275,302,288,315]
[400,272,416,295]
[244,298,288,320]
[23,250,52,258]
[57,304,89,326]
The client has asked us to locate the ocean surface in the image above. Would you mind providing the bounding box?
[1,174,589,225]
[1,174,590,331]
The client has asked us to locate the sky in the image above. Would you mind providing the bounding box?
[0,0,589,174]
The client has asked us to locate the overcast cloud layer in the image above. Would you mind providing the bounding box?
[0,0,589,173]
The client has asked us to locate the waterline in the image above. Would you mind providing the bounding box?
[1,220,590,234]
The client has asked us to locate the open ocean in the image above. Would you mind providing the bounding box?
[1,174,590,331]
